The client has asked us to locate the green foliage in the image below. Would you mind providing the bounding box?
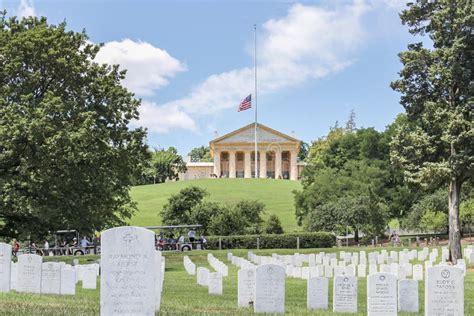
[208,205,247,236]
[161,186,265,236]
[402,189,447,231]
[153,147,187,183]
[137,147,187,185]
[420,210,448,233]
[188,146,212,162]
[297,142,310,162]
[161,186,208,226]
[296,114,416,239]
[0,15,148,239]
[264,214,284,234]
[460,199,474,231]
[189,201,221,234]
[206,232,335,249]
[233,200,265,234]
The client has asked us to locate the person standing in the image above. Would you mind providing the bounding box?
[188,229,196,243]
[80,236,91,254]
[43,240,49,256]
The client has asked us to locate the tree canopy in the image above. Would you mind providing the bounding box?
[0,15,149,239]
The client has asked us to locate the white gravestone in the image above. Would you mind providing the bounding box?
[208,272,223,295]
[333,275,358,313]
[367,272,397,316]
[425,266,464,316]
[254,264,285,314]
[197,267,210,286]
[413,264,423,281]
[10,262,17,291]
[398,279,418,313]
[0,243,12,292]
[238,268,256,307]
[17,254,42,293]
[307,276,328,310]
[100,226,157,316]
[154,251,163,312]
[41,262,61,294]
[60,267,76,295]
[357,265,366,278]
[82,266,97,289]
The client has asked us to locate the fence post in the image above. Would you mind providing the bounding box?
[375,236,378,246]
[296,237,300,250]
[219,237,222,250]
[257,237,260,250]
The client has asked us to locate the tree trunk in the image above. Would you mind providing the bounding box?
[448,177,462,264]
[354,229,359,244]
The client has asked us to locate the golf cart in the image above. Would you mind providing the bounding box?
[54,230,92,256]
[145,224,203,252]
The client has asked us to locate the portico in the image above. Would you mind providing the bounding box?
[210,123,301,180]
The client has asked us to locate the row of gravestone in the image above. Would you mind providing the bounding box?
[0,243,98,294]
[246,249,468,280]
[235,263,464,315]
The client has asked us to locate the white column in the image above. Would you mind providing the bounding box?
[290,150,298,181]
[275,150,282,179]
[259,150,267,178]
[213,150,221,177]
[244,151,251,178]
[229,151,236,178]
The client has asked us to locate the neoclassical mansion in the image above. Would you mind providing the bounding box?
[179,123,305,181]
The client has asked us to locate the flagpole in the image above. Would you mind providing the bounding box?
[254,24,258,179]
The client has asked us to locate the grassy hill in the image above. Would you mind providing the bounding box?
[129,178,302,232]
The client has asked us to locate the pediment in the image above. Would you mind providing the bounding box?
[211,123,299,145]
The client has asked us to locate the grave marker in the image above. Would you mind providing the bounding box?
[425,266,464,316]
[367,272,397,316]
[254,264,285,314]
[307,276,328,310]
[17,254,42,294]
[333,275,357,313]
[100,226,157,316]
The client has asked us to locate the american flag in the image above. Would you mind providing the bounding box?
[238,94,252,112]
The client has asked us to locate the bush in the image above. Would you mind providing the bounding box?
[264,214,284,234]
[205,232,335,250]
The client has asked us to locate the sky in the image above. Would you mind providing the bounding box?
[2,0,416,156]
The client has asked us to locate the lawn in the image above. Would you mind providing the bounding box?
[0,246,472,315]
[129,178,302,232]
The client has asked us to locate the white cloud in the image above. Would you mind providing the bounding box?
[17,0,36,17]
[134,101,197,133]
[159,1,369,117]
[94,39,186,96]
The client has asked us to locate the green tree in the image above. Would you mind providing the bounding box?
[161,187,207,225]
[0,15,148,239]
[188,146,212,162]
[264,214,284,234]
[233,200,265,234]
[208,205,247,236]
[390,1,473,262]
[402,189,447,231]
[153,147,187,183]
[189,201,221,234]
[460,199,474,233]
[420,210,448,233]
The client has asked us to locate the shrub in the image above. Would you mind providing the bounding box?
[206,232,335,250]
[264,214,284,234]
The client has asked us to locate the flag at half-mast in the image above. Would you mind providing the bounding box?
[238,94,252,112]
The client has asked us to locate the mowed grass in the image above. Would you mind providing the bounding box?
[0,247,473,315]
[129,178,302,231]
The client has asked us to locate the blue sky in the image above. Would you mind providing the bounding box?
[3,0,415,156]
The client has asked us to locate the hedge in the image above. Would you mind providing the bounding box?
[206,232,335,250]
